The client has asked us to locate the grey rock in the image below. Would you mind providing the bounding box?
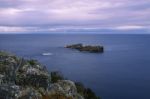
[47,80,84,99]
[0,51,101,99]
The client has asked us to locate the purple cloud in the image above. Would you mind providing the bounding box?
[0,0,149,33]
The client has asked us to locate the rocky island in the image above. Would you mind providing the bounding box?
[65,44,104,53]
[0,51,100,99]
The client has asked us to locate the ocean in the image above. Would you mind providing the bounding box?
[0,34,150,99]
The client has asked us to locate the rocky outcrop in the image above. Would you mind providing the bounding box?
[66,44,104,53]
[0,51,100,99]
[46,80,84,99]
[0,51,50,99]
[50,71,100,99]
[0,51,84,99]
[15,59,50,89]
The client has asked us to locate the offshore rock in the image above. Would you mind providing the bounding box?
[66,43,104,53]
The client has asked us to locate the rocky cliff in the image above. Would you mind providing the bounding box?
[0,51,100,99]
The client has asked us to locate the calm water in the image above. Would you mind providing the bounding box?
[0,34,150,99]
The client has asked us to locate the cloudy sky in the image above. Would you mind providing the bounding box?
[0,0,150,33]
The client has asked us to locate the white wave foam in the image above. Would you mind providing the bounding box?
[42,52,53,56]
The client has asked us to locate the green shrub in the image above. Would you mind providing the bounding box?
[28,60,37,66]
[75,82,101,99]
[51,71,64,83]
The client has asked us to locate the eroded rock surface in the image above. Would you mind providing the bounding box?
[46,80,84,99]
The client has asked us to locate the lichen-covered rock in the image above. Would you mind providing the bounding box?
[65,44,104,53]
[0,51,100,99]
[0,84,42,99]
[0,84,20,99]
[0,51,20,84]
[0,51,50,99]
[47,80,84,99]
[15,59,50,89]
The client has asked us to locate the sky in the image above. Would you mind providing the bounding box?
[0,0,150,33]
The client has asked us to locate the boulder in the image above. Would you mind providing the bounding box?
[46,80,84,99]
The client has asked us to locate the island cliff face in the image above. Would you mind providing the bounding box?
[65,44,104,53]
[0,51,100,99]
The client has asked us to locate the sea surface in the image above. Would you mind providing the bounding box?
[0,34,150,99]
